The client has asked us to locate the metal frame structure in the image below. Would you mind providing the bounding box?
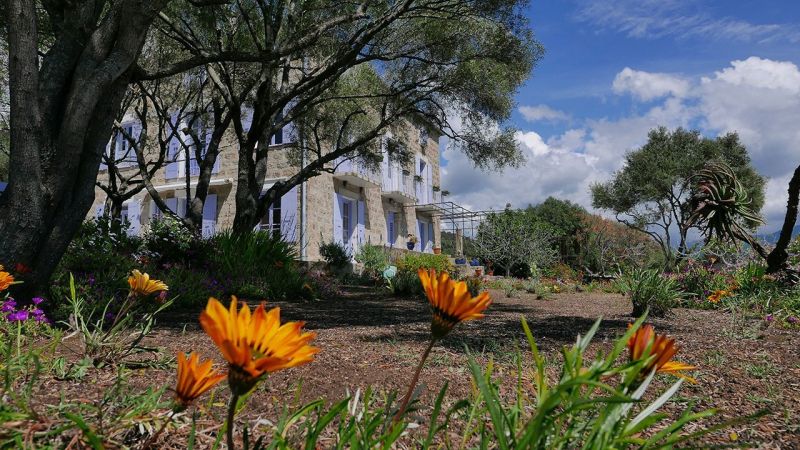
[411,200,501,256]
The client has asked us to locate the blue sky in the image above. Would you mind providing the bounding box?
[442,0,800,233]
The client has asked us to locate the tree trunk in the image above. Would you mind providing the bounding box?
[0,0,164,299]
[767,164,800,273]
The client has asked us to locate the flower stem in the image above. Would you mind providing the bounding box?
[394,337,436,423]
[140,409,175,450]
[226,393,240,450]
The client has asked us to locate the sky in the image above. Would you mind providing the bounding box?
[441,0,800,234]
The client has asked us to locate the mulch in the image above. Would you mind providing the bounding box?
[19,287,800,448]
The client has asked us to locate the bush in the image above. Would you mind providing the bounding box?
[396,252,453,273]
[141,217,209,265]
[319,240,351,269]
[618,268,681,317]
[354,244,389,280]
[671,259,730,302]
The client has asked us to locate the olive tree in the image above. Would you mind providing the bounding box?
[0,0,540,296]
[474,209,556,277]
[591,127,765,266]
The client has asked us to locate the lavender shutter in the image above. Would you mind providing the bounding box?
[280,186,298,242]
[202,194,217,238]
[332,193,343,246]
[127,199,141,236]
[357,200,365,249]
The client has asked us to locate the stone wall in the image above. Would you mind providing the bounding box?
[89,115,445,261]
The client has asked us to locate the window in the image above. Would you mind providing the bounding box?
[120,204,129,223]
[419,127,428,146]
[259,196,282,238]
[115,124,136,164]
[341,200,352,243]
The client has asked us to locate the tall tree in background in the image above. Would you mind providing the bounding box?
[591,127,765,266]
[474,208,556,276]
[526,197,586,265]
[1,0,539,296]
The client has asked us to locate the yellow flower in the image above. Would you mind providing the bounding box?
[0,271,14,292]
[199,297,318,394]
[174,352,226,410]
[127,269,168,296]
[627,324,697,382]
[418,269,491,338]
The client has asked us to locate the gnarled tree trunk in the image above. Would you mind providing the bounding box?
[0,0,165,298]
[767,164,800,273]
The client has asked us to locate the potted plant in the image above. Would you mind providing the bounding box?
[432,185,441,192]
[454,257,466,265]
[414,174,423,183]
[475,268,482,276]
[433,245,441,255]
[406,234,417,250]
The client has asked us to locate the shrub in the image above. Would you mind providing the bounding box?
[319,240,351,269]
[387,269,423,296]
[141,216,208,265]
[396,252,453,273]
[354,244,389,280]
[618,268,681,317]
[461,276,484,297]
[671,259,730,302]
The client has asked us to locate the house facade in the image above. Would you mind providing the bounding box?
[90,117,443,261]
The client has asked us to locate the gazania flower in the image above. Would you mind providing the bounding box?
[174,352,226,410]
[627,324,697,382]
[127,270,168,296]
[199,297,318,395]
[707,289,729,303]
[418,269,491,338]
[0,270,15,291]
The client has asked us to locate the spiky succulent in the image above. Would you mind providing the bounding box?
[688,161,764,244]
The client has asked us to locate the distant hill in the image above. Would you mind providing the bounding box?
[756,224,800,245]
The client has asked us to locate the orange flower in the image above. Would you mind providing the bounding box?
[418,269,491,338]
[174,352,226,410]
[0,270,15,291]
[127,269,168,296]
[707,289,729,303]
[199,297,318,394]
[627,324,697,382]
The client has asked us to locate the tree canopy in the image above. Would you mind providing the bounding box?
[591,127,765,265]
[0,0,541,296]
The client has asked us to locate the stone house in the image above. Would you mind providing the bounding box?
[90,115,443,262]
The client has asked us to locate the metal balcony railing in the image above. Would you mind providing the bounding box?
[334,157,381,186]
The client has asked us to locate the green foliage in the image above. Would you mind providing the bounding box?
[63,275,174,368]
[142,216,206,265]
[671,260,730,306]
[474,208,557,275]
[354,244,389,280]
[396,252,453,274]
[618,269,681,317]
[458,316,755,448]
[688,161,765,244]
[319,241,352,269]
[527,197,587,264]
[592,127,766,262]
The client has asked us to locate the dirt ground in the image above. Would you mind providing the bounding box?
[31,288,800,448]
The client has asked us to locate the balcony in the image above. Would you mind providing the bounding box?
[333,157,380,188]
[381,168,416,203]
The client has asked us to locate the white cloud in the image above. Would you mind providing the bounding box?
[612,67,690,101]
[443,57,800,233]
[518,104,570,123]
[576,0,800,43]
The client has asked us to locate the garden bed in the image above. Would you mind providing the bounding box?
[16,288,800,448]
